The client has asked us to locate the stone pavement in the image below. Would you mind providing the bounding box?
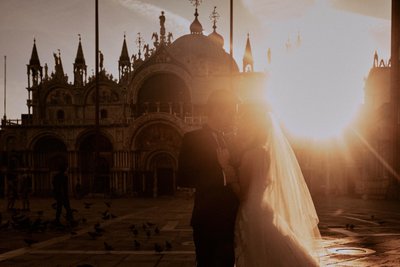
[0,194,399,266]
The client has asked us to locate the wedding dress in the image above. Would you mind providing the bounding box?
[235,113,322,267]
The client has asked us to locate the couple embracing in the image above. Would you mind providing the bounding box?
[178,90,322,267]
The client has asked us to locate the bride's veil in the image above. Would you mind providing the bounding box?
[263,112,322,261]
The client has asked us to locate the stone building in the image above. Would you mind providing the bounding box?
[0,7,265,197]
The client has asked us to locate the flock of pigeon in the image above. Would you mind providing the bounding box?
[0,201,174,254]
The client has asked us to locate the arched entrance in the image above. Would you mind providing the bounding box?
[136,73,190,117]
[149,153,176,196]
[32,136,67,195]
[133,122,182,197]
[78,133,113,194]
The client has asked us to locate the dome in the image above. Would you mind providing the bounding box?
[208,30,224,47]
[190,17,203,35]
[168,34,239,76]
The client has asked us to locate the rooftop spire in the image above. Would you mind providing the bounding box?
[189,0,203,34]
[75,34,86,65]
[119,33,131,80]
[210,6,219,32]
[243,33,254,72]
[74,34,87,86]
[29,38,41,66]
[208,6,224,47]
[119,33,130,62]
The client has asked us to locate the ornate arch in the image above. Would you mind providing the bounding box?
[128,114,185,150]
[75,129,115,151]
[128,64,192,104]
[145,150,177,170]
[29,131,67,151]
[45,87,73,106]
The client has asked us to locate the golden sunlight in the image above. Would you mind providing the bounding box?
[259,1,388,140]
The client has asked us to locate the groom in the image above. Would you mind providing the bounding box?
[178,89,240,267]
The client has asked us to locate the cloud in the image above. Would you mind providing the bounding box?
[116,0,191,36]
[241,0,315,21]
[329,0,390,20]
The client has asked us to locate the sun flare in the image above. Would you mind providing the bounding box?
[258,1,387,140]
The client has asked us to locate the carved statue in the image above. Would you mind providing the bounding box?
[99,51,104,70]
[53,53,59,65]
[373,51,379,67]
[152,32,159,47]
[167,32,173,44]
[143,44,151,58]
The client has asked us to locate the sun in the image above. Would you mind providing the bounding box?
[260,2,376,140]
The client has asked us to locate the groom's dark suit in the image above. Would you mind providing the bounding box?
[178,124,239,267]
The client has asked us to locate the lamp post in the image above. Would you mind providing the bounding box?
[390,0,400,198]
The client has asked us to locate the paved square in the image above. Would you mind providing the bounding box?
[0,195,400,266]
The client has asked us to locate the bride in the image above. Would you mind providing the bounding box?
[219,105,323,266]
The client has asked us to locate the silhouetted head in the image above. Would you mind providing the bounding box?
[236,104,271,151]
[206,89,240,132]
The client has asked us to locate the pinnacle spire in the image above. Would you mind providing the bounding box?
[243,33,254,72]
[29,38,41,66]
[74,35,87,86]
[119,33,131,80]
[119,33,130,62]
[75,34,86,65]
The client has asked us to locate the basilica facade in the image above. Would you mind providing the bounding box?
[0,8,264,197]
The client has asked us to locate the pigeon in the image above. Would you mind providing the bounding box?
[84,202,93,209]
[146,229,151,238]
[133,228,139,237]
[165,240,172,251]
[94,223,105,234]
[24,238,38,246]
[88,231,99,240]
[101,211,111,220]
[154,226,160,235]
[147,221,156,227]
[134,240,141,250]
[154,243,163,253]
[104,242,113,251]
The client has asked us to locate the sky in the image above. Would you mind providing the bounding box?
[0,0,392,138]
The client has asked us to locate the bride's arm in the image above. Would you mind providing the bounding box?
[217,148,240,197]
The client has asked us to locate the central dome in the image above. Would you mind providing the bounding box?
[168,34,239,76]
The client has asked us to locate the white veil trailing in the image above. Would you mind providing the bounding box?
[263,112,322,262]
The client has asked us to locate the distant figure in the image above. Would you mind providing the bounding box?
[7,163,18,211]
[19,170,32,211]
[75,179,82,200]
[52,164,73,224]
